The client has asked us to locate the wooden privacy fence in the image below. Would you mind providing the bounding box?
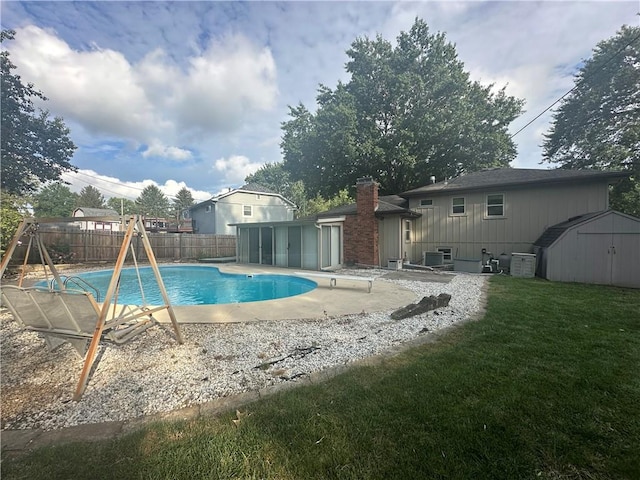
[14,229,236,264]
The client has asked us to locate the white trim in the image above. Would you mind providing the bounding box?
[486,193,505,218]
[243,205,253,217]
[451,196,466,216]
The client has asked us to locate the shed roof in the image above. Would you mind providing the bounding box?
[402,168,628,197]
[533,211,608,247]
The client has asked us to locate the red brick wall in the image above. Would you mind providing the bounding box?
[343,178,379,266]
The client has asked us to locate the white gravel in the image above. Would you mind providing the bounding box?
[1,271,486,431]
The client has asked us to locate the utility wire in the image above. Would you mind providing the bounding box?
[510,28,640,139]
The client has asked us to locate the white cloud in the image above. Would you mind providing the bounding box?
[212,155,262,185]
[8,25,278,146]
[61,170,211,202]
[142,142,192,161]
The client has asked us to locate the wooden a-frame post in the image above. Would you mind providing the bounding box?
[73,216,183,400]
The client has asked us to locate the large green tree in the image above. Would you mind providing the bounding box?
[281,19,524,197]
[0,192,29,251]
[245,162,293,198]
[76,185,105,208]
[135,185,171,218]
[543,25,640,216]
[171,187,195,218]
[1,30,76,195]
[32,183,78,217]
[106,197,137,216]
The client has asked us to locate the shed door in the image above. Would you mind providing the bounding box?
[576,214,639,287]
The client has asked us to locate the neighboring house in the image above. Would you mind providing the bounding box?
[233,169,631,282]
[72,207,121,231]
[188,183,296,235]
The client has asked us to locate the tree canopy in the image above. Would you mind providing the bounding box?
[76,185,105,209]
[135,185,171,218]
[281,19,524,197]
[172,187,195,217]
[32,183,78,217]
[106,197,137,215]
[0,192,29,251]
[1,30,77,195]
[543,25,640,216]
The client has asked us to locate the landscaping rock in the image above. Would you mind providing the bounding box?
[391,293,452,320]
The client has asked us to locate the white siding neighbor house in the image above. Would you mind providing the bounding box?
[188,184,296,235]
[73,208,121,231]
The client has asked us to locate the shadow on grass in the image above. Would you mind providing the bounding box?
[3,277,639,479]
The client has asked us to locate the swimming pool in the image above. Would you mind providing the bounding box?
[39,266,317,306]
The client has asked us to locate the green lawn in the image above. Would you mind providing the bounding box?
[2,276,639,479]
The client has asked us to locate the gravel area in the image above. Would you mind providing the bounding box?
[1,270,486,431]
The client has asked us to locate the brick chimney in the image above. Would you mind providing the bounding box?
[343,177,379,266]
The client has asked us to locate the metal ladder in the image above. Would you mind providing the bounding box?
[50,276,102,302]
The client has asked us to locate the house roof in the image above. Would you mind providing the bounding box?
[401,168,628,197]
[314,195,420,219]
[73,207,120,217]
[191,183,296,210]
[533,211,607,247]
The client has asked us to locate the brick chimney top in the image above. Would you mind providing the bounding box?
[356,176,375,185]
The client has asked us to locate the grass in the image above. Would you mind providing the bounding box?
[2,276,639,479]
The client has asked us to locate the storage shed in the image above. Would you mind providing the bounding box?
[534,210,640,288]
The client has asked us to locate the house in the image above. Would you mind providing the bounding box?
[233,177,418,270]
[72,207,121,231]
[400,168,628,266]
[233,169,630,280]
[188,183,296,235]
[533,210,640,288]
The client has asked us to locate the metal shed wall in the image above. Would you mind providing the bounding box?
[543,211,640,288]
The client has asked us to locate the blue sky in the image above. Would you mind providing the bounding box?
[1,1,637,202]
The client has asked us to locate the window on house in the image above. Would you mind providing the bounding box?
[437,247,453,262]
[420,199,433,207]
[243,205,253,217]
[452,197,465,215]
[487,194,505,217]
[404,220,412,242]
[205,205,212,213]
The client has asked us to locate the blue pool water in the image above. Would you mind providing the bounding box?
[39,266,317,306]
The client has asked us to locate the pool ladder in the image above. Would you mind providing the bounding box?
[50,276,101,302]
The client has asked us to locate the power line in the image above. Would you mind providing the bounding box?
[68,170,188,202]
[510,27,640,139]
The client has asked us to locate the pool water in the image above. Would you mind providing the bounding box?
[40,266,317,306]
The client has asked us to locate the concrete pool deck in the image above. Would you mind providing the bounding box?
[155,264,421,324]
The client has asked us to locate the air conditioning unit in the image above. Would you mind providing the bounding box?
[388,259,403,270]
[423,251,444,266]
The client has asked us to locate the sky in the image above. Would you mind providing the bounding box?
[1,1,638,203]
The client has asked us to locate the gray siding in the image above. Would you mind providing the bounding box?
[408,181,610,263]
[215,192,293,235]
[192,192,294,235]
[191,203,216,234]
[545,211,640,287]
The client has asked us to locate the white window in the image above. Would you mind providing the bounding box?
[243,205,253,217]
[452,197,465,215]
[205,205,212,213]
[437,247,453,262]
[420,199,433,207]
[487,194,505,217]
[404,220,412,242]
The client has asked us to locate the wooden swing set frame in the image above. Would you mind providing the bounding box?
[0,215,184,400]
